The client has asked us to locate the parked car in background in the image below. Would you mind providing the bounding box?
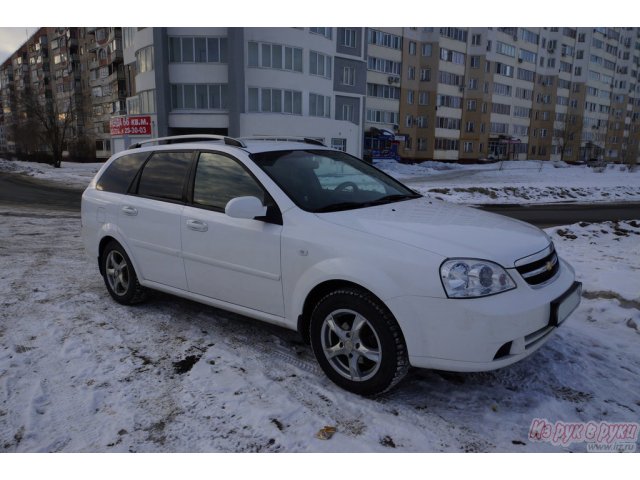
[82,135,581,395]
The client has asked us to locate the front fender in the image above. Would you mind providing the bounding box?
[287,256,408,325]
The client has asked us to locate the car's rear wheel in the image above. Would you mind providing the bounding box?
[102,241,147,305]
[309,288,408,396]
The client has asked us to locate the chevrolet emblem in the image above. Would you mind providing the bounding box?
[545,261,553,272]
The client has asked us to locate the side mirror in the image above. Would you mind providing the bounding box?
[225,196,267,220]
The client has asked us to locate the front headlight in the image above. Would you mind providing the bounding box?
[440,258,516,298]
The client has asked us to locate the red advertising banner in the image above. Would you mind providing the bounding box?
[110,115,152,136]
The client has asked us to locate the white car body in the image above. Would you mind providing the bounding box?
[82,137,581,393]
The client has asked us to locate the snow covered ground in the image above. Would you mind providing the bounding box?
[0,158,102,190]
[374,159,640,205]
[1,205,638,453]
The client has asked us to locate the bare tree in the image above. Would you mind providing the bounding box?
[553,120,580,163]
[12,91,75,168]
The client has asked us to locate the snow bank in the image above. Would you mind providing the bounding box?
[0,158,102,190]
[376,159,640,205]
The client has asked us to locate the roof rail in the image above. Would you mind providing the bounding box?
[238,136,326,147]
[128,134,246,149]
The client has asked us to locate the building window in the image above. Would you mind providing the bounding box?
[471,34,481,46]
[341,66,356,86]
[496,41,516,57]
[136,46,154,73]
[434,138,459,151]
[248,42,302,72]
[138,90,156,113]
[420,68,430,81]
[421,43,432,57]
[436,94,462,108]
[439,48,465,65]
[418,91,429,105]
[436,117,461,130]
[417,138,427,151]
[310,28,332,39]
[439,28,468,42]
[495,62,514,77]
[404,136,412,150]
[465,121,474,132]
[171,83,228,111]
[169,37,227,64]
[493,82,512,96]
[409,41,416,55]
[310,51,332,78]
[341,104,354,122]
[519,48,537,64]
[517,67,535,82]
[248,87,302,114]
[367,56,401,75]
[405,114,413,127]
[309,93,331,117]
[407,66,415,80]
[366,109,399,124]
[342,29,357,48]
[470,56,480,68]
[367,83,401,99]
[407,90,414,104]
[331,138,347,151]
[464,142,473,153]
[368,29,402,50]
[123,28,136,49]
[466,99,477,111]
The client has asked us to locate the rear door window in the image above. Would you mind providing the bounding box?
[136,151,193,201]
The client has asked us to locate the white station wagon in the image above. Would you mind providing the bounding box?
[81,135,581,395]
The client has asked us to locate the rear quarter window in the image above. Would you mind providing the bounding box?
[136,151,193,201]
[96,152,149,194]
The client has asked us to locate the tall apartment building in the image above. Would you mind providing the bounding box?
[364,28,403,135]
[116,27,366,156]
[84,27,127,158]
[0,27,125,160]
[396,27,640,164]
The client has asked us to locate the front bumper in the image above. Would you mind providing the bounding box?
[385,258,580,372]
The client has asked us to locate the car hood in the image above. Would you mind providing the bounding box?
[315,198,550,268]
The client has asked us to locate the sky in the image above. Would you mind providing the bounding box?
[0,28,38,64]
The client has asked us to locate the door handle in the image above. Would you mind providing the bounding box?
[122,206,138,216]
[186,219,208,232]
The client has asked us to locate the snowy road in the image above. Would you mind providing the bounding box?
[1,206,639,452]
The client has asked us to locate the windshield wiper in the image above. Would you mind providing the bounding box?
[314,194,421,213]
[367,193,422,206]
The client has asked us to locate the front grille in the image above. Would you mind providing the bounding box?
[516,246,560,286]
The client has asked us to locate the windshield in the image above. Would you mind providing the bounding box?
[250,149,420,213]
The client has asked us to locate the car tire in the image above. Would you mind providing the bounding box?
[309,288,409,396]
[101,241,147,305]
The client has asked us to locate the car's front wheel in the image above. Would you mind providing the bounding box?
[101,241,147,305]
[309,288,409,396]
